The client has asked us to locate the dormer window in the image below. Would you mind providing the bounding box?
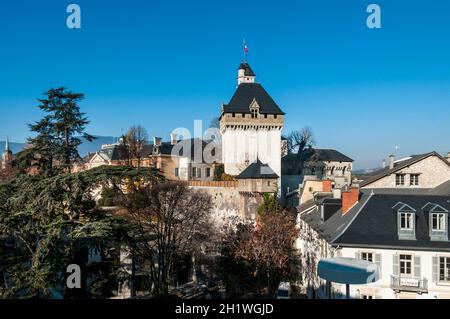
[432,213,446,232]
[400,212,414,230]
[393,202,417,240]
[423,202,449,242]
[251,109,258,119]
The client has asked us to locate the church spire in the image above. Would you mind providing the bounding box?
[5,136,9,152]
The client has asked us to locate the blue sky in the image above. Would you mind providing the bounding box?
[1,0,450,169]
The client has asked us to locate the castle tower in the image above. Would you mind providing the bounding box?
[220,63,285,179]
[2,136,13,170]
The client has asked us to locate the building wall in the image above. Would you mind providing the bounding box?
[281,175,302,203]
[189,184,267,222]
[297,214,450,299]
[178,159,214,182]
[222,128,282,178]
[299,180,326,205]
[238,178,278,194]
[363,155,450,189]
[296,214,336,299]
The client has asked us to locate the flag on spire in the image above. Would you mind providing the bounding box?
[243,39,249,61]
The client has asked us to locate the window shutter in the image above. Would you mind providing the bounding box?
[355,251,361,260]
[375,253,382,276]
[393,254,399,276]
[414,256,421,278]
[432,256,439,283]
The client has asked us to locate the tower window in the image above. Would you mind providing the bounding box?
[242,113,245,118]
[232,113,235,118]
[274,114,278,119]
[264,114,268,119]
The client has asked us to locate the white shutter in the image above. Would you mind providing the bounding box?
[375,253,382,277]
[393,254,399,276]
[355,251,361,260]
[414,255,421,278]
[432,256,439,283]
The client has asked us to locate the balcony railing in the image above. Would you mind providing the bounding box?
[391,275,428,294]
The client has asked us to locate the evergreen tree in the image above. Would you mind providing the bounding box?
[29,87,95,174]
[0,166,162,299]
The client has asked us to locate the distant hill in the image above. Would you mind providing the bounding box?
[0,141,27,155]
[0,136,118,157]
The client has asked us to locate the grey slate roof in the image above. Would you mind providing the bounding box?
[283,149,354,164]
[361,152,450,187]
[333,194,450,251]
[236,159,279,179]
[88,138,213,163]
[282,148,353,175]
[223,83,285,115]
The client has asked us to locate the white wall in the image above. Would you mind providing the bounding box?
[363,155,450,189]
[338,247,450,299]
[222,128,281,178]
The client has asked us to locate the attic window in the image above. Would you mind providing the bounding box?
[400,212,414,230]
[396,174,405,186]
[432,214,446,232]
[251,109,258,119]
[423,202,449,241]
[393,202,417,240]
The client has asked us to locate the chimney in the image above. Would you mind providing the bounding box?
[382,158,386,169]
[171,133,178,145]
[322,180,332,193]
[446,152,450,163]
[153,137,162,147]
[389,155,395,169]
[342,187,360,215]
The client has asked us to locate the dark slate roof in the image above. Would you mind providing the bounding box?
[89,138,215,162]
[239,63,256,76]
[300,189,450,252]
[360,152,450,187]
[236,159,279,179]
[333,194,450,251]
[223,83,285,115]
[361,180,450,196]
[300,193,370,242]
[282,148,353,175]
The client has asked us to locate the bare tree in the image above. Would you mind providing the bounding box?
[287,127,316,175]
[209,117,220,129]
[125,181,213,296]
[123,125,149,168]
[233,211,299,297]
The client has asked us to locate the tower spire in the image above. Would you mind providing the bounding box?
[5,136,9,152]
[243,39,249,63]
